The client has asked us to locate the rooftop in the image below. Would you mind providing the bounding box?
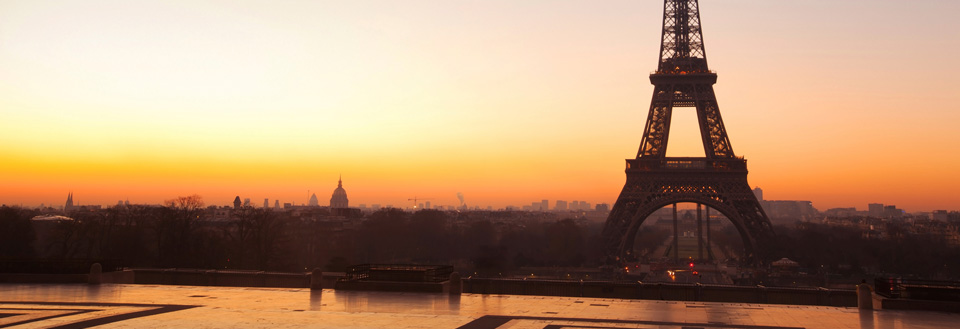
[1,284,957,328]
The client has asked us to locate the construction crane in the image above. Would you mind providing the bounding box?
[407,197,435,209]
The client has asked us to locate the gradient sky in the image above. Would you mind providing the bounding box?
[2,0,959,212]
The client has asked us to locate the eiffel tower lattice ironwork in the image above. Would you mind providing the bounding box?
[602,0,774,265]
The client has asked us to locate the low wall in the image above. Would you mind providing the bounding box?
[335,280,445,293]
[0,270,134,284]
[132,269,308,288]
[130,269,344,289]
[463,279,856,307]
[0,273,87,284]
[873,292,960,313]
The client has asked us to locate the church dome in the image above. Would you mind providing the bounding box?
[330,177,349,208]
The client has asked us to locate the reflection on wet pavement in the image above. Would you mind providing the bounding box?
[1,284,957,328]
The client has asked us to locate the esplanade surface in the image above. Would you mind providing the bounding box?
[1,283,957,328]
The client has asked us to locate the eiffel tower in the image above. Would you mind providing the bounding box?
[602,0,774,266]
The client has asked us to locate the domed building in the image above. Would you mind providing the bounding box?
[330,176,349,209]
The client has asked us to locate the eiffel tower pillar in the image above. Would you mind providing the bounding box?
[602,0,774,267]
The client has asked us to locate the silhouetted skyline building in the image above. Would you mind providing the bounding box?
[64,192,75,211]
[233,196,241,209]
[330,176,349,209]
[596,203,610,213]
[555,200,567,211]
[308,193,319,207]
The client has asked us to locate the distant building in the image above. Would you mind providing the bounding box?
[596,203,610,213]
[65,193,75,212]
[541,200,549,211]
[933,210,949,221]
[263,198,269,208]
[233,196,242,209]
[884,205,902,219]
[308,193,319,207]
[425,201,431,209]
[274,200,280,209]
[530,202,543,211]
[330,176,349,209]
[868,203,884,217]
[555,200,568,211]
[824,207,859,218]
[243,198,251,207]
[753,187,763,201]
[759,200,817,224]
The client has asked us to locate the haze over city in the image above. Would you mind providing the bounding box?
[2,0,959,211]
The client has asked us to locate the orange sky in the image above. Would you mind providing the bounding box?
[2,1,959,212]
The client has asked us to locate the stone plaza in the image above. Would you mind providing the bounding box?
[2,284,958,328]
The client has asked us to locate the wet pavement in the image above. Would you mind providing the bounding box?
[1,284,957,328]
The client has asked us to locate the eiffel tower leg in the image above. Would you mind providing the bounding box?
[637,85,675,158]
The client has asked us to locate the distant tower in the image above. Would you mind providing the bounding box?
[308,193,319,206]
[65,192,74,211]
[330,176,349,209]
[274,200,280,209]
[753,187,763,201]
[263,198,269,208]
[233,196,242,209]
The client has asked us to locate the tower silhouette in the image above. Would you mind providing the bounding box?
[602,0,773,265]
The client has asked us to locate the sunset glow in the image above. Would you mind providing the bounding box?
[2,0,959,211]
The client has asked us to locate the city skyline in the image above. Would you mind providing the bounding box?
[3,0,960,212]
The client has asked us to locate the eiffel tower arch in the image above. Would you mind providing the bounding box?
[602,0,774,265]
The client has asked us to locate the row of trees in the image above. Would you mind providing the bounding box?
[0,202,604,274]
[765,222,960,279]
[4,201,959,279]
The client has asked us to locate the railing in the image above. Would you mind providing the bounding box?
[343,264,453,283]
[626,157,747,172]
[875,277,960,301]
